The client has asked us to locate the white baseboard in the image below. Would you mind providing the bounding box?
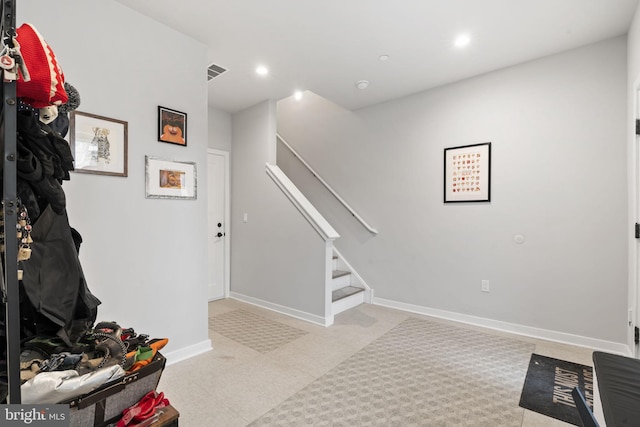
[163,339,213,366]
[373,297,631,356]
[230,292,330,326]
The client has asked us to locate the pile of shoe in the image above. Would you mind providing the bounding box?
[19,321,168,404]
[122,331,168,373]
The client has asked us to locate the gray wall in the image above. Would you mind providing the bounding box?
[230,101,326,319]
[629,5,640,82]
[278,36,628,345]
[15,1,631,357]
[18,0,211,360]
[208,107,232,152]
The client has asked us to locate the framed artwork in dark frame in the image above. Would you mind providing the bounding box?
[70,111,128,177]
[158,106,187,146]
[444,142,491,203]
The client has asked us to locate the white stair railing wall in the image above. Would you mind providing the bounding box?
[265,163,339,325]
[277,133,378,235]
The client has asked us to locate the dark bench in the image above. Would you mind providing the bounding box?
[590,351,640,426]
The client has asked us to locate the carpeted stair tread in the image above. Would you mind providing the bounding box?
[332,286,364,302]
[332,270,350,279]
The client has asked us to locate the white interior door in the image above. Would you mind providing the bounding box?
[208,149,229,301]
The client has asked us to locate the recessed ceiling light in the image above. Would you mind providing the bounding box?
[454,34,471,48]
[378,54,390,62]
[355,80,369,90]
[256,65,269,75]
[294,91,303,101]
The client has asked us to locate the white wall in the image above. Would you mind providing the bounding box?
[278,36,628,348]
[230,101,327,321]
[18,0,211,361]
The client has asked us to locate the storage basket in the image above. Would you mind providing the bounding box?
[64,352,166,427]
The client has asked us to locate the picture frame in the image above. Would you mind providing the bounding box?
[444,142,491,203]
[158,106,187,146]
[69,111,128,177]
[145,156,197,200]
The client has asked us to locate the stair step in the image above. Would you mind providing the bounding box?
[332,270,350,279]
[330,253,366,315]
[332,270,351,290]
[332,286,365,315]
[332,286,364,302]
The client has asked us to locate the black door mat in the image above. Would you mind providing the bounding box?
[519,353,594,426]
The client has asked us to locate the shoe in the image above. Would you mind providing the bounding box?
[116,391,169,427]
[128,338,168,372]
[94,321,122,338]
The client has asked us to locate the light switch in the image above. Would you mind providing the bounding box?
[481,280,490,293]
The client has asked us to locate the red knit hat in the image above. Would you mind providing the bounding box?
[16,23,67,108]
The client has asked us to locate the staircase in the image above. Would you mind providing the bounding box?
[331,251,367,315]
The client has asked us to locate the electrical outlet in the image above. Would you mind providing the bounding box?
[481,280,490,293]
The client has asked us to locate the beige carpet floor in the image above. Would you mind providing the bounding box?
[158,299,594,426]
[246,315,535,426]
[209,309,308,354]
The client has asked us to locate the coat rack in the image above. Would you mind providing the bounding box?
[1,0,22,404]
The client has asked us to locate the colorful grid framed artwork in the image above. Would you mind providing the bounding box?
[444,142,491,203]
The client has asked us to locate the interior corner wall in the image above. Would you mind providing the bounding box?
[208,107,232,151]
[629,5,640,82]
[18,1,211,360]
[278,36,628,345]
[230,101,326,318]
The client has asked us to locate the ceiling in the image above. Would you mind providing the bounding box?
[114,0,639,113]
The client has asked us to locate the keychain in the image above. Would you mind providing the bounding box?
[0,37,30,82]
[0,53,15,71]
[15,200,34,263]
[0,45,17,81]
[17,245,31,261]
[0,199,34,265]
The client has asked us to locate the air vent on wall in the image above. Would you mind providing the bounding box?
[207,63,227,81]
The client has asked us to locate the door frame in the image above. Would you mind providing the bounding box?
[632,77,640,357]
[208,148,231,299]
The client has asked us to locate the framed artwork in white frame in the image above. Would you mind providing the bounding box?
[145,156,197,200]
